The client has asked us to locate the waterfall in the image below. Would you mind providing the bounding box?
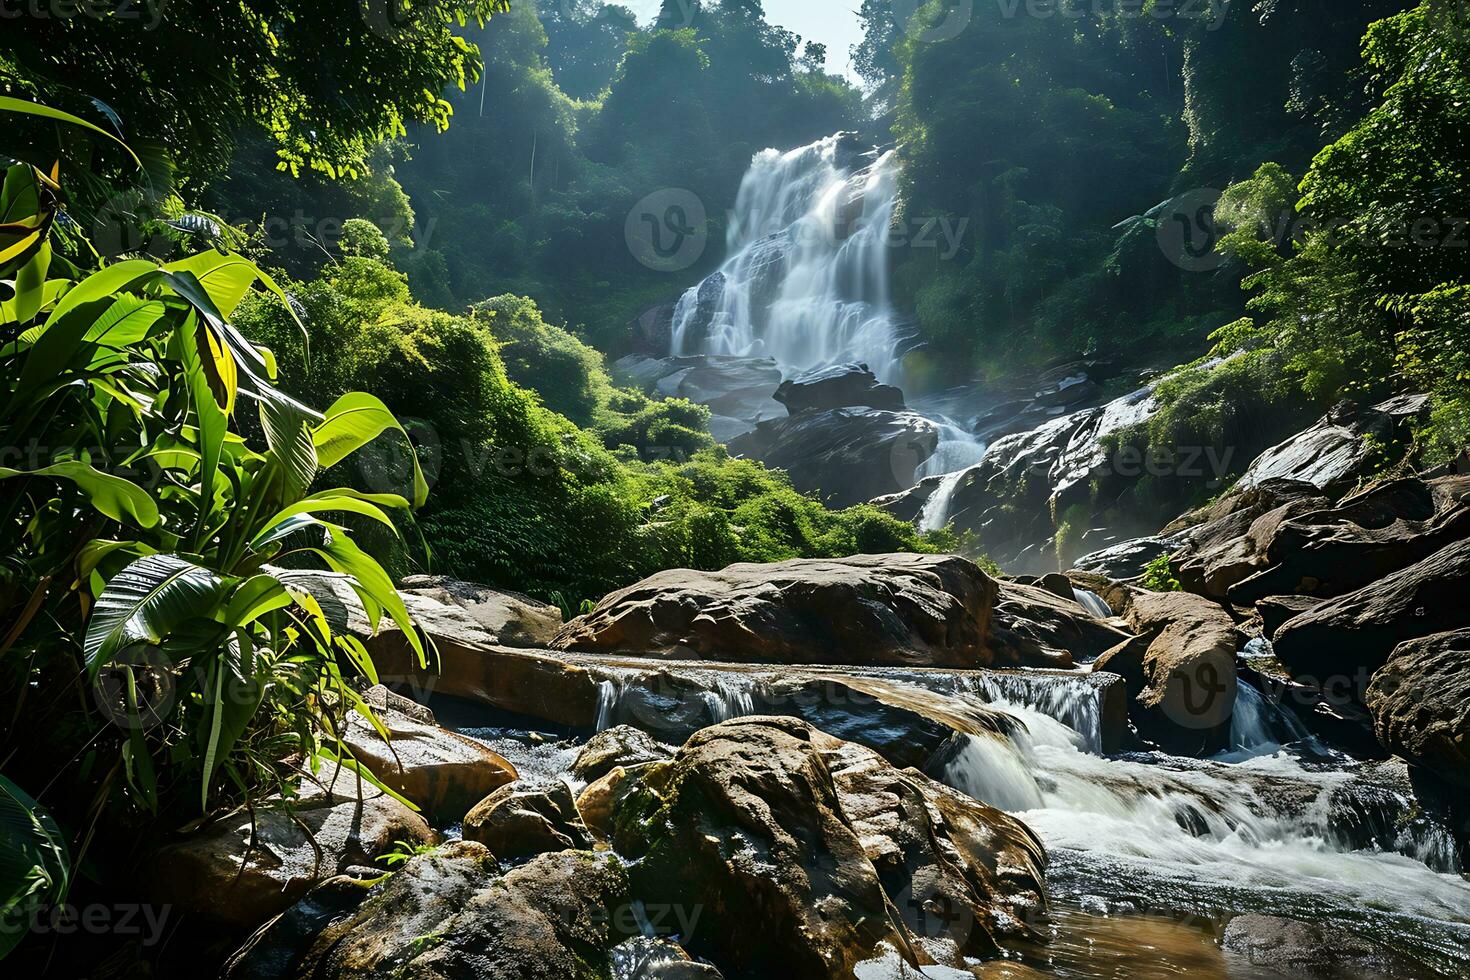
[671,135,906,382]
[918,468,969,533]
[1071,587,1114,620]
[594,679,621,733]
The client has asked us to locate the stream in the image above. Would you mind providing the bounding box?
[455,658,1470,977]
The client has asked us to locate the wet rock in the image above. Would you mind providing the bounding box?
[729,407,939,506]
[1220,914,1429,978]
[627,298,679,354]
[898,379,1167,573]
[146,765,438,929]
[569,725,674,784]
[463,782,595,860]
[342,697,518,822]
[1071,536,1184,580]
[290,843,634,979]
[224,876,374,980]
[399,575,564,647]
[612,937,725,979]
[1094,590,1241,754]
[1367,630,1470,789]
[1232,394,1427,495]
[552,554,1003,669]
[774,362,905,415]
[1229,474,1470,605]
[1273,537,1470,691]
[762,674,1026,770]
[611,717,1048,979]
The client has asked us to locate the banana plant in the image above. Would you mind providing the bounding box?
[1,101,433,843]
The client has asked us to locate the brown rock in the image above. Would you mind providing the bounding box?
[1230,474,1470,605]
[399,575,564,647]
[342,699,517,822]
[1367,630,1470,789]
[146,766,438,929]
[1094,590,1241,754]
[1173,482,1331,599]
[989,580,1134,666]
[552,554,1004,669]
[463,782,594,860]
[1273,537,1470,691]
[569,726,673,784]
[612,717,1047,979]
[292,843,634,980]
[1256,595,1323,638]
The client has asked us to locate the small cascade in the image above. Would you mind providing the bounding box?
[1220,677,1316,760]
[671,135,906,381]
[949,671,1110,755]
[594,679,621,732]
[1071,587,1114,620]
[937,690,1470,968]
[701,675,759,723]
[917,468,969,533]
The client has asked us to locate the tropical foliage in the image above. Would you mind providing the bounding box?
[0,102,431,941]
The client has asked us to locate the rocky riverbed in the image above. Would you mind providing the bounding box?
[136,489,1470,979]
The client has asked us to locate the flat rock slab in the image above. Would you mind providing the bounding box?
[342,701,517,822]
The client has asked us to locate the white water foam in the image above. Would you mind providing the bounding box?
[939,694,1470,966]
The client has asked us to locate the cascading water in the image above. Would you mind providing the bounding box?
[940,689,1470,973]
[671,135,905,381]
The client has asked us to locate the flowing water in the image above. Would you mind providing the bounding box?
[671,135,905,381]
[941,688,1470,975]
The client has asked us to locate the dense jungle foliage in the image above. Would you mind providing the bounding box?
[4,0,1470,966]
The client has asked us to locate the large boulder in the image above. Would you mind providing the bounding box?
[611,717,1048,979]
[1093,590,1241,755]
[399,575,563,647]
[552,554,1003,669]
[145,766,438,929]
[1228,474,1470,605]
[1231,394,1427,495]
[774,363,905,415]
[730,407,940,506]
[1272,537,1470,692]
[285,843,637,980]
[462,781,595,860]
[1366,630,1470,789]
[342,693,517,822]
